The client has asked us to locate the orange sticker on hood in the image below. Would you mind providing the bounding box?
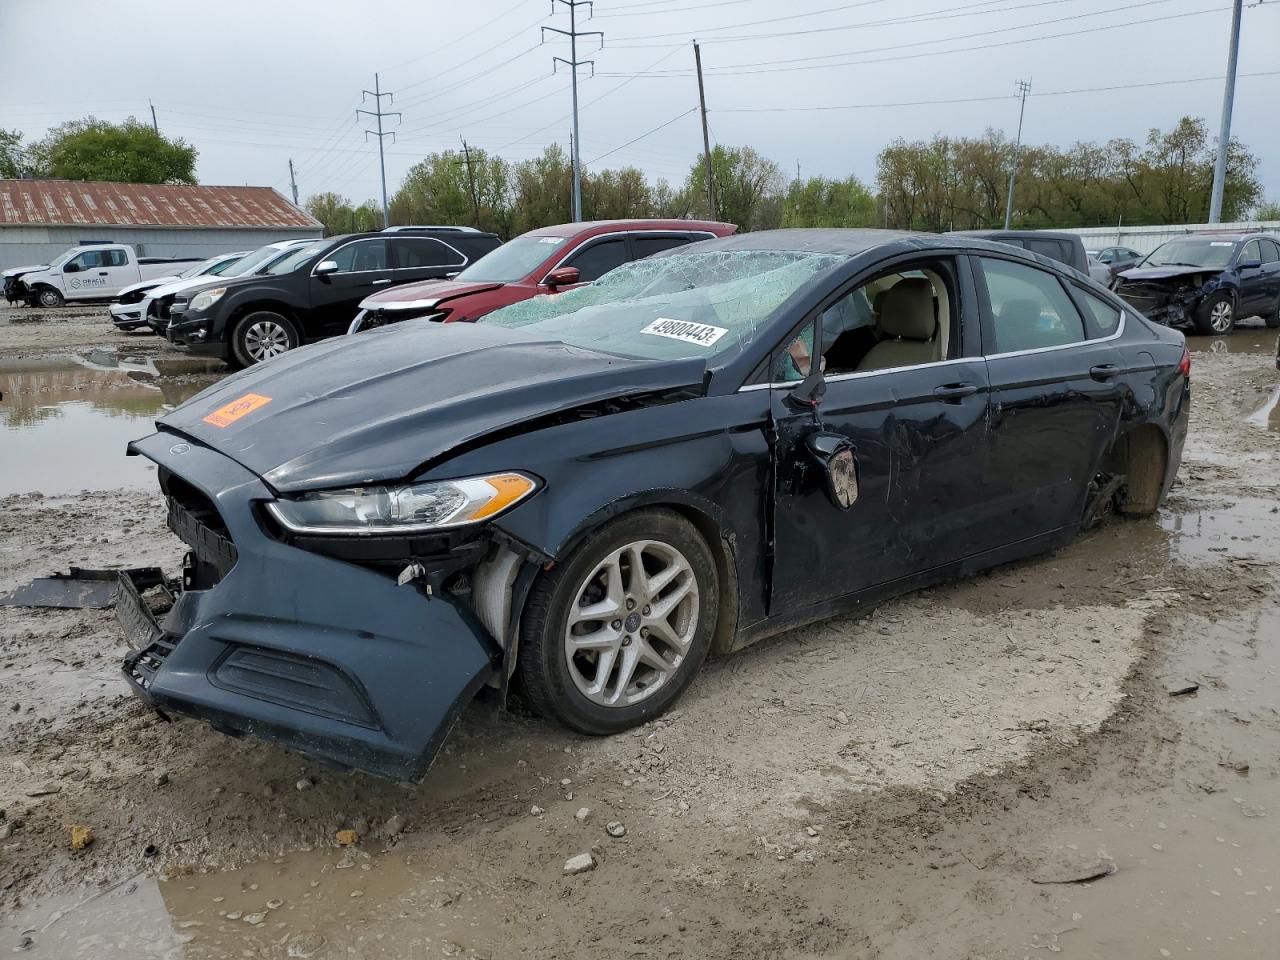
[203,393,272,428]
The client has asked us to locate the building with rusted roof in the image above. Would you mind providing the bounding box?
[0,179,322,269]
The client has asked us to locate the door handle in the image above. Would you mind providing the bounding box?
[371,278,392,285]
[98,271,109,276]
[1089,363,1119,381]
[933,382,979,401]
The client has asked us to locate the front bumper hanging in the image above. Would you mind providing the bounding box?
[117,432,502,782]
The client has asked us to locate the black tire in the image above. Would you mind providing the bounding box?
[230,310,300,367]
[516,508,718,736]
[35,287,64,308]
[1265,299,1280,329]
[1194,291,1235,336]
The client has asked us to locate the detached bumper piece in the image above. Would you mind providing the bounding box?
[117,433,502,782]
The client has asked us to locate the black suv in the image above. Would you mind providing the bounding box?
[165,229,502,366]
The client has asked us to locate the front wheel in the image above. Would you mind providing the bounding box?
[35,287,64,308]
[230,311,299,367]
[1194,292,1235,335]
[516,509,718,735]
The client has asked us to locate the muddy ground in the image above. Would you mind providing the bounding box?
[1,304,1279,958]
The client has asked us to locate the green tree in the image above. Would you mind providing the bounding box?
[781,175,876,228]
[304,192,356,236]
[509,145,573,235]
[390,148,511,235]
[582,167,655,221]
[0,129,28,179]
[1255,199,1280,221]
[681,146,785,231]
[27,117,197,184]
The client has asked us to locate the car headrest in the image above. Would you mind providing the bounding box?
[997,298,1042,326]
[879,278,936,341]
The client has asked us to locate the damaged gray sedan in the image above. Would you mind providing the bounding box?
[118,230,1189,781]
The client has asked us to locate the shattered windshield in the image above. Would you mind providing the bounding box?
[481,250,844,362]
[454,235,569,283]
[1144,239,1237,270]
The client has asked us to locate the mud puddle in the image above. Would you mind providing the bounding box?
[1246,385,1280,431]
[1159,496,1280,563]
[0,355,223,495]
[1185,326,1277,355]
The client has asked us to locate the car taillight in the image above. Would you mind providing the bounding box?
[1179,347,1191,378]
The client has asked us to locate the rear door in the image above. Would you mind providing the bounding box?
[308,238,393,335]
[390,236,468,281]
[974,254,1125,545]
[1258,238,1280,315]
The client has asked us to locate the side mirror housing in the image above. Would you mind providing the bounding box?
[543,266,580,288]
[805,433,859,510]
[63,262,81,273]
[314,259,339,277]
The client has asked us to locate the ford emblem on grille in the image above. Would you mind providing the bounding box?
[169,443,191,455]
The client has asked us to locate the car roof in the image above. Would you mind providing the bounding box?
[951,229,1082,242]
[525,219,736,240]
[684,227,1034,257]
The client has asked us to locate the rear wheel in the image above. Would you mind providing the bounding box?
[516,509,718,735]
[1194,292,1235,335]
[230,311,299,367]
[1265,299,1280,329]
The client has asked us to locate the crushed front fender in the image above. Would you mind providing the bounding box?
[122,431,501,782]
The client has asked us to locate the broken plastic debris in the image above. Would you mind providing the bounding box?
[70,825,94,850]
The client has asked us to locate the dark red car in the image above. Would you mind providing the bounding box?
[349,219,736,331]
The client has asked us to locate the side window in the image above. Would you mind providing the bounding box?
[105,249,127,267]
[327,239,387,273]
[1241,240,1262,263]
[1261,239,1280,263]
[395,237,465,269]
[632,235,692,259]
[979,257,1087,353]
[1023,238,1068,265]
[565,238,629,282]
[74,250,106,269]
[1096,250,1113,263]
[1077,288,1123,338]
[775,319,819,383]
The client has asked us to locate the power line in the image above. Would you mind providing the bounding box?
[595,2,1262,78]
[585,107,697,164]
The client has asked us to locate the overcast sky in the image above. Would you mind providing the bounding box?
[2,0,1277,216]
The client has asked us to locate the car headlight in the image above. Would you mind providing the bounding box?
[189,287,227,312]
[265,472,539,535]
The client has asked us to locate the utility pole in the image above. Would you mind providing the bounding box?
[1208,0,1243,224]
[460,137,480,227]
[542,0,603,222]
[357,73,401,229]
[149,100,158,134]
[287,159,299,206]
[1002,79,1031,230]
[694,41,716,220]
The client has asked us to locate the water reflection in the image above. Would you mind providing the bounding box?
[0,356,222,495]
[1247,386,1280,432]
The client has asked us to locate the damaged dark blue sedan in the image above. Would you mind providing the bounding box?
[119,230,1190,781]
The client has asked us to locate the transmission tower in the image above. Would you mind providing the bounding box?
[358,73,401,228]
[542,0,603,222]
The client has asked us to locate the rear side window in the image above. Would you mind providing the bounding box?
[1261,239,1280,263]
[394,237,465,269]
[1023,238,1069,265]
[979,257,1087,353]
[632,235,693,259]
[1077,289,1123,337]
[565,237,629,282]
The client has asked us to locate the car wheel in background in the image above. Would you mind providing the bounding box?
[36,287,64,308]
[1266,299,1280,329]
[231,311,300,367]
[1195,292,1235,335]
[517,508,718,736]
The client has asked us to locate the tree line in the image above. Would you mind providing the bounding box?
[2,114,1271,233]
[308,115,1269,238]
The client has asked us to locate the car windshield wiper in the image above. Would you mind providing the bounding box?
[1149,261,1206,268]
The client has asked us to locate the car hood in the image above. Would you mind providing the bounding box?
[118,276,179,298]
[1115,266,1217,282]
[152,320,707,493]
[3,264,48,279]
[149,274,228,299]
[360,278,505,310]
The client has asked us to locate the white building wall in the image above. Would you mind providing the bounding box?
[0,225,322,270]
[1059,221,1280,256]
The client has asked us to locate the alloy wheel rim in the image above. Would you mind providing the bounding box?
[1210,301,1233,333]
[563,539,699,708]
[245,320,291,361]
[39,291,60,306]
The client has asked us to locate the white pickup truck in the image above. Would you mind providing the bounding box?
[11,244,202,307]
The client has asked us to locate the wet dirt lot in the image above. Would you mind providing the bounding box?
[1,305,1279,958]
